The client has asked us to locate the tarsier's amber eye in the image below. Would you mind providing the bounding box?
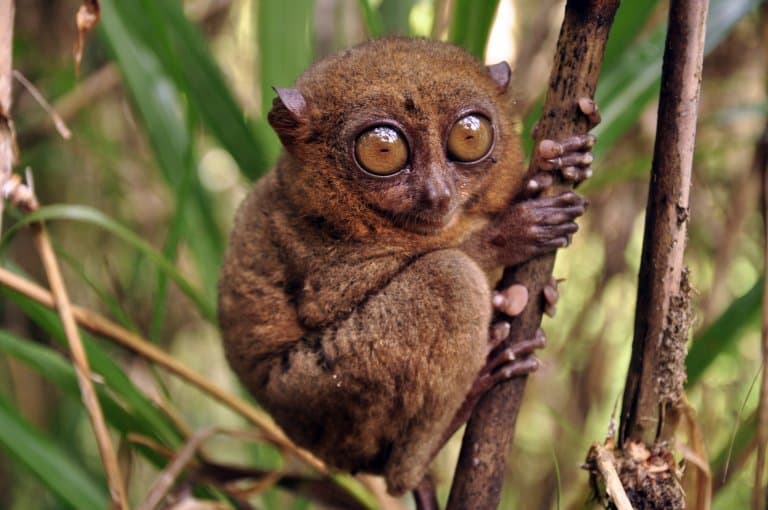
[355,126,409,176]
[447,114,493,162]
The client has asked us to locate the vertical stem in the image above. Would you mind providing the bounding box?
[619,0,708,446]
[0,0,12,112]
[0,0,15,227]
[447,2,619,508]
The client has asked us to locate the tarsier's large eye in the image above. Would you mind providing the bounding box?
[354,126,409,176]
[447,114,493,162]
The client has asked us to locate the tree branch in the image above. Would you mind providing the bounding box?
[618,0,707,447]
[447,2,619,508]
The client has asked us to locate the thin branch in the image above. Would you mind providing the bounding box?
[32,217,129,509]
[0,265,327,474]
[127,430,372,510]
[139,427,218,510]
[619,0,708,446]
[447,2,619,508]
[12,70,71,139]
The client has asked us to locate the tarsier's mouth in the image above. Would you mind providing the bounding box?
[390,207,460,235]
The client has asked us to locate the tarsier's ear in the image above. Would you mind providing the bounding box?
[268,87,309,146]
[486,61,511,93]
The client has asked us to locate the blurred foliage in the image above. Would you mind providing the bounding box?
[0,0,766,508]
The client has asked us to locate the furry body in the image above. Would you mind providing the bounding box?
[219,38,566,494]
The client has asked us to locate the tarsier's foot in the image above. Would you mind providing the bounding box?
[478,328,546,384]
[492,277,561,319]
[444,327,546,442]
[435,279,561,462]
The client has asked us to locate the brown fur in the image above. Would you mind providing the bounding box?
[219,38,530,494]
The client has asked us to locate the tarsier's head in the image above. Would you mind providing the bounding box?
[268,38,523,240]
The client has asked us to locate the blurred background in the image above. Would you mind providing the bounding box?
[1,0,767,508]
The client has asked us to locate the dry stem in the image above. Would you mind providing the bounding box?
[139,427,217,510]
[12,70,71,139]
[619,0,707,446]
[0,265,326,473]
[31,224,130,508]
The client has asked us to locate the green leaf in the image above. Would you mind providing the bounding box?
[0,329,138,443]
[99,0,226,298]
[686,279,762,387]
[258,0,315,117]
[357,0,384,37]
[0,283,184,448]
[601,1,661,70]
[101,0,276,179]
[379,0,416,36]
[0,391,109,509]
[2,204,215,322]
[449,0,500,59]
[57,250,139,333]
[594,0,761,155]
[711,410,757,478]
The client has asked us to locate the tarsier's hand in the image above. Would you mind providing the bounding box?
[489,98,599,268]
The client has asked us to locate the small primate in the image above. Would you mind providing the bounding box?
[219,38,595,496]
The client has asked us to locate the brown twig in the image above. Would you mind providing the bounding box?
[32,223,130,508]
[139,427,218,510]
[0,265,327,473]
[447,2,619,508]
[754,119,768,510]
[618,0,707,446]
[12,70,71,139]
[609,1,708,508]
[74,0,100,77]
[127,429,373,510]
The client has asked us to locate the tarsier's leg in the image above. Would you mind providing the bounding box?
[440,278,560,441]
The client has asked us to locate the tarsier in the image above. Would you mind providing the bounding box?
[218,38,596,496]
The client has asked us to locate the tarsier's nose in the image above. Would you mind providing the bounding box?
[422,176,453,213]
